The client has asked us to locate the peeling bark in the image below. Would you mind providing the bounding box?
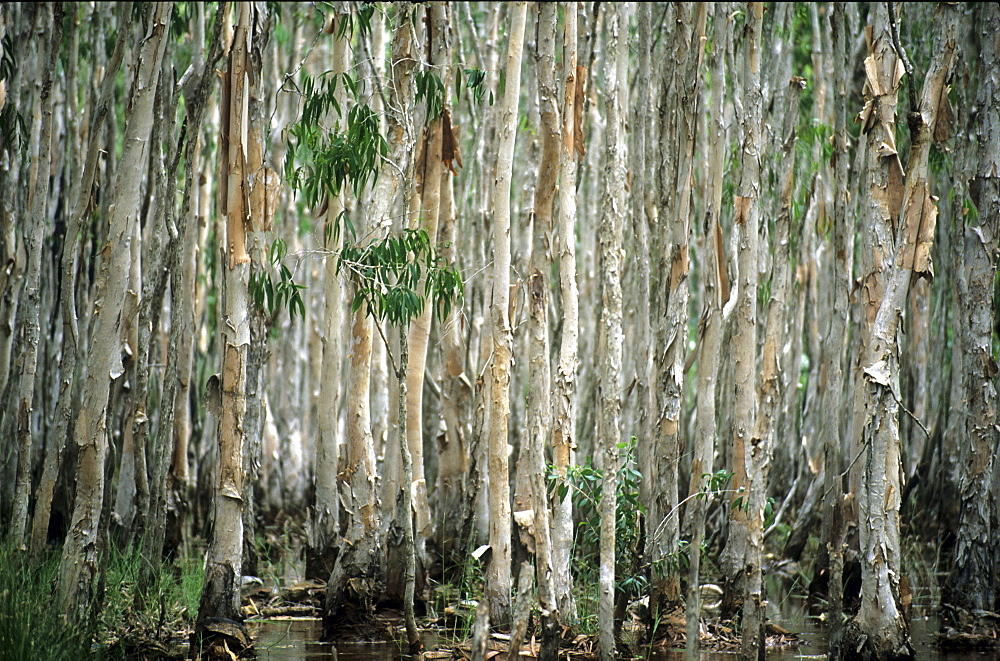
[57,0,172,623]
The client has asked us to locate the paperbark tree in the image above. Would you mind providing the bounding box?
[742,72,804,660]
[685,4,732,653]
[322,2,417,637]
[598,5,628,659]
[647,1,706,620]
[309,8,349,582]
[551,0,580,624]
[485,0,527,628]
[405,1,451,559]
[841,3,960,658]
[29,3,134,559]
[720,1,762,625]
[7,1,60,546]
[162,4,224,558]
[944,0,999,620]
[141,2,225,591]
[198,0,266,628]
[57,0,172,623]
[525,3,560,657]
[818,3,852,643]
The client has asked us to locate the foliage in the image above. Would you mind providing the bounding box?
[549,437,647,598]
[431,551,484,642]
[98,542,204,648]
[0,541,204,661]
[249,237,306,321]
[415,70,446,121]
[284,31,463,335]
[330,3,376,41]
[285,71,387,205]
[456,68,488,105]
[338,228,463,327]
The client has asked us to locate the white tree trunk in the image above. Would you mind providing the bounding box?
[199,1,264,626]
[57,0,172,622]
[552,0,580,624]
[485,0,527,627]
[311,12,349,579]
[598,6,628,659]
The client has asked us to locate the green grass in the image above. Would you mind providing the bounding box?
[0,544,95,661]
[0,539,205,661]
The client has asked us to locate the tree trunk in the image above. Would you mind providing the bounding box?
[551,0,580,625]
[526,4,560,657]
[648,2,706,621]
[198,1,264,629]
[720,1,762,628]
[324,3,418,635]
[8,2,60,546]
[686,4,732,653]
[841,4,960,658]
[945,0,999,617]
[309,10,349,582]
[484,0,527,628]
[436,170,472,574]
[367,2,418,606]
[598,6,628,659]
[819,4,852,649]
[404,3,451,561]
[57,1,172,623]
[742,72,803,660]
[31,4,134,558]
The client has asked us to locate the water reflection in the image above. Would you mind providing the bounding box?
[251,618,413,661]
[250,609,1000,660]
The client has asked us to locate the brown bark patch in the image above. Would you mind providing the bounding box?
[574,65,587,157]
[441,107,462,175]
[734,195,751,225]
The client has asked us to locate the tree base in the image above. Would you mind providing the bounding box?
[838,619,914,660]
[322,537,384,642]
[193,617,253,660]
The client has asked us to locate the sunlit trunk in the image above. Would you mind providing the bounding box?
[484,0,527,627]
[199,1,266,628]
[598,6,628,658]
[57,0,171,623]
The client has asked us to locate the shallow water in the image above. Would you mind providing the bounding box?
[251,612,1000,660]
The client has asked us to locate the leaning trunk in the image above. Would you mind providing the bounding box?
[56,1,171,622]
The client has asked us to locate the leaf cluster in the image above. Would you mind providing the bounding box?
[456,68,489,105]
[415,70,445,122]
[330,3,376,41]
[337,228,463,329]
[285,71,387,204]
[249,238,306,320]
[548,437,647,596]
